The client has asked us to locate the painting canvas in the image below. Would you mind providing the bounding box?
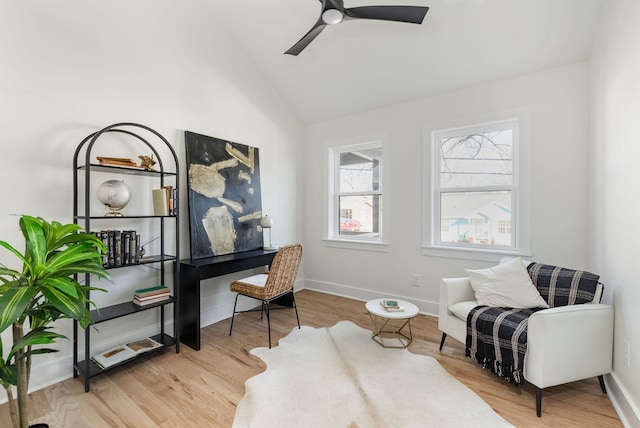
[185,131,263,259]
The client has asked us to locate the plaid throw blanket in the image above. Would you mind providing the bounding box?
[466,306,540,384]
[466,263,600,385]
[527,263,599,307]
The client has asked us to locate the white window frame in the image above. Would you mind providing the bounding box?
[423,108,531,262]
[324,134,389,252]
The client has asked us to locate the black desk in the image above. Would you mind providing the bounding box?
[178,249,278,350]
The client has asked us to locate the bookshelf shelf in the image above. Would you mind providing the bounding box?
[74,215,177,220]
[91,297,177,323]
[74,333,175,379]
[100,254,177,271]
[72,122,180,392]
[77,163,177,177]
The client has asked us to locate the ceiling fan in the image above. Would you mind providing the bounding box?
[285,0,429,56]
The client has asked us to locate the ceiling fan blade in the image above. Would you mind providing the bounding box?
[344,5,429,24]
[285,19,327,56]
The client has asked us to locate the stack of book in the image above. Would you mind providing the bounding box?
[133,285,171,306]
[380,299,404,312]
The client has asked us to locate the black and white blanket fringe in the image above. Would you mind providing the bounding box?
[465,306,539,384]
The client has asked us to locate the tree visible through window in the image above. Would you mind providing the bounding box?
[434,120,517,250]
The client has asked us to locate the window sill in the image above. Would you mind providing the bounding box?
[422,245,531,262]
[323,238,390,252]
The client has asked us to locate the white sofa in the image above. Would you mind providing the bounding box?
[438,274,614,416]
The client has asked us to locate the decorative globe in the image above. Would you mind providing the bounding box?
[97,180,131,217]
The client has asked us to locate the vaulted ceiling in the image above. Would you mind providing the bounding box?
[208,0,603,124]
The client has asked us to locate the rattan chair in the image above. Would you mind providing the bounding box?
[229,243,303,348]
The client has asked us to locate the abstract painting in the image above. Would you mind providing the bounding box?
[185,131,263,259]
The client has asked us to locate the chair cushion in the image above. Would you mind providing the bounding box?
[236,273,268,288]
[449,301,479,320]
[466,257,549,309]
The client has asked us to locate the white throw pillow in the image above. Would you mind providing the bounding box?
[465,257,549,309]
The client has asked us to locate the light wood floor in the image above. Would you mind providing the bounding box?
[0,290,622,427]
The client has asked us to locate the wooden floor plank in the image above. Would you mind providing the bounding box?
[0,290,622,427]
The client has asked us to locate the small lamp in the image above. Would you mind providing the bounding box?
[260,215,277,250]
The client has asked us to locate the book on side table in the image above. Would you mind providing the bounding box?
[380,299,405,312]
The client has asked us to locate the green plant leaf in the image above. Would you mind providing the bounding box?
[0,364,18,387]
[0,240,27,268]
[56,265,111,282]
[44,243,105,274]
[0,287,35,334]
[39,284,87,321]
[58,232,106,252]
[19,216,46,268]
[41,277,78,298]
[9,328,66,361]
[0,266,20,278]
[15,348,59,360]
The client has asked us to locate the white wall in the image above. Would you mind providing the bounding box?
[0,1,303,401]
[590,0,640,425]
[303,63,591,313]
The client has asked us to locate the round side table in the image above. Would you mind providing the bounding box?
[365,299,419,348]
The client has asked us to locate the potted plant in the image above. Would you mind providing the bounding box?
[0,215,110,428]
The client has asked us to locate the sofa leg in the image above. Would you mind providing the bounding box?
[535,387,542,417]
[598,375,607,394]
[439,333,447,351]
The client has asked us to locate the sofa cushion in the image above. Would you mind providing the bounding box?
[466,257,550,309]
[526,263,600,307]
[449,301,479,320]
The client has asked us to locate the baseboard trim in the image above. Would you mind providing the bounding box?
[303,278,438,317]
[605,372,640,428]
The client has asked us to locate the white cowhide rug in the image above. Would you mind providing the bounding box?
[233,320,514,427]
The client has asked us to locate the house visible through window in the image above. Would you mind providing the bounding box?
[330,142,383,241]
[433,119,518,251]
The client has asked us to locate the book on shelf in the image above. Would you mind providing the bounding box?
[114,232,122,267]
[380,299,404,312]
[152,188,169,216]
[133,285,171,306]
[135,291,170,301]
[130,230,139,264]
[107,230,116,267]
[123,231,131,265]
[133,294,171,306]
[96,156,139,167]
[163,185,174,215]
[91,337,163,369]
[134,285,170,298]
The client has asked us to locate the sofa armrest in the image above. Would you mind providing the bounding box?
[524,303,614,389]
[439,277,475,320]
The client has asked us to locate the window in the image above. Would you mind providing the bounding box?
[426,111,531,260]
[498,219,512,235]
[327,138,386,247]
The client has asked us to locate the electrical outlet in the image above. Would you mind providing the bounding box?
[624,340,631,368]
[411,274,421,287]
